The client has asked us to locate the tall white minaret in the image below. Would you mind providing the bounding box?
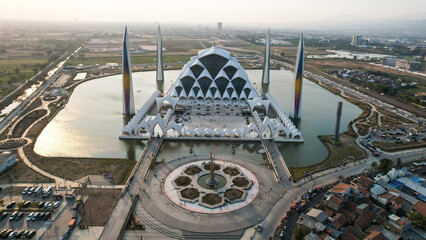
[122,26,135,115]
[262,29,271,84]
[156,24,164,82]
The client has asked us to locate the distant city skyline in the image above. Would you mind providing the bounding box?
[1,0,425,27]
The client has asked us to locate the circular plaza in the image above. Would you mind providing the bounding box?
[164,159,259,214]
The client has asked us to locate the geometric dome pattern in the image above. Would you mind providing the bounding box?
[169,46,258,100]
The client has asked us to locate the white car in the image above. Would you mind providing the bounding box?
[22,187,30,195]
[53,201,61,208]
[27,187,35,195]
[27,212,34,221]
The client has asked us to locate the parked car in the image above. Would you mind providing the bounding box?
[27,187,35,195]
[44,202,52,209]
[23,201,32,208]
[6,201,16,209]
[31,212,39,221]
[43,212,51,221]
[53,201,61,208]
[26,231,36,239]
[27,212,34,221]
[15,212,24,221]
[37,202,45,208]
[9,211,18,221]
[53,193,63,200]
[0,230,12,239]
[15,231,25,238]
[22,187,30,195]
[7,231,16,239]
[0,212,8,221]
[38,213,45,221]
[21,230,29,239]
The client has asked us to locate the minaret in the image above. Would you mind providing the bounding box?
[293,33,304,119]
[262,29,271,84]
[156,24,164,82]
[122,26,135,115]
[334,102,343,142]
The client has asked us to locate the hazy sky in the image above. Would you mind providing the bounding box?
[1,0,425,25]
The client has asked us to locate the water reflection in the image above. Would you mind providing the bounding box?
[34,69,361,167]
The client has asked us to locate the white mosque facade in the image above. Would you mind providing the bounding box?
[121,46,302,142]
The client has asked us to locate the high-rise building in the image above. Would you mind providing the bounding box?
[122,26,135,115]
[156,24,164,81]
[352,35,363,45]
[262,29,271,84]
[217,22,222,31]
[293,33,304,119]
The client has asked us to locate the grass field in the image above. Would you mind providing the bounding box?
[68,54,193,66]
[290,133,366,180]
[0,58,49,96]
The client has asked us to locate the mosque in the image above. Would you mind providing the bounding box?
[120,26,305,142]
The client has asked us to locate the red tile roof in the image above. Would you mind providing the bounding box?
[378,193,394,200]
[412,201,426,216]
[333,213,348,230]
[355,211,375,230]
[330,183,353,193]
[329,195,344,206]
[390,196,404,205]
[338,208,357,224]
[363,230,387,240]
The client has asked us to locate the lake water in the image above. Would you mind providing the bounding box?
[307,50,390,60]
[34,69,361,167]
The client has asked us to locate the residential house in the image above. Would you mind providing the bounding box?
[354,211,375,231]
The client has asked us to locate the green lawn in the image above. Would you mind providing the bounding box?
[68,54,193,66]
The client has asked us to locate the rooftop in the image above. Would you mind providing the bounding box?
[330,183,353,194]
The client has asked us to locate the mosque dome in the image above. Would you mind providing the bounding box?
[169,46,258,100]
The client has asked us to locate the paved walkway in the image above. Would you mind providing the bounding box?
[99,138,163,240]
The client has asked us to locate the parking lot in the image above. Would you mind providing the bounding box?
[0,186,76,239]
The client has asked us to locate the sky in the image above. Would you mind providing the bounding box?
[1,0,425,26]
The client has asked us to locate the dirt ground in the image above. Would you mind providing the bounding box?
[74,188,121,226]
[0,159,53,185]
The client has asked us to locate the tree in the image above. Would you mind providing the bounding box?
[371,161,378,170]
[293,225,310,240]
[408,211,426,230]
[397,158,401,165]
[14,67,20,74]
[379,158,393,172]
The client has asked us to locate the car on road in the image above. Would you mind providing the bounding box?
[22,187,30,195]
[255,224,263,232]
[27,212,34,221]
